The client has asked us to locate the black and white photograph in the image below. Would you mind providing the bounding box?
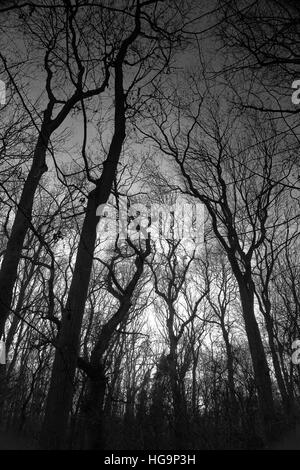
[0,0,300,454]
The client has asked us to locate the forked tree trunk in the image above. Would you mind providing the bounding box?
[39,140,124,448]
[40,9,143,448]
[80,241,151,449]
[39,191,99,449]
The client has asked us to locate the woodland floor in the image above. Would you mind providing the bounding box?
[0,431,36,449]
[0,429,300,450]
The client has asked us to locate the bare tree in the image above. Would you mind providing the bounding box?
[139,82,296,439]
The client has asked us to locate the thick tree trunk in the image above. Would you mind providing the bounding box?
[262,306,293,416]
[40,124,126,449]
[39,192,99,449]
[238,280,275,440]
[39,10,144,446]
[0,127,50,424]
[83,363,107,450]
[82,242,150,449]
[0,126,50,338]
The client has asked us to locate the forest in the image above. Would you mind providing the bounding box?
[0,0,300,451]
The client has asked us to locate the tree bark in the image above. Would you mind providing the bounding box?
[39,151,124,448]
[238,279,275,440]
[0,122,50,338]
[262,306,293,416]
[83,362,107,450]
[40,6,143,448]
[39,191,99,449]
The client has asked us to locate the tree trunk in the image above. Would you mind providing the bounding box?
[40,125,126,449]
[238,280,275,440]
[262,305,293,416]
[83,363,107,450]
[0,126,50,338]
[39,191,99,449]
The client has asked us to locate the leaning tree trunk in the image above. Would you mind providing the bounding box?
[0,122,50,338]
[40,10,143,448]
[0,122,50,421]
[39,138,124,449]
[39,191,99,449]
[82,239,150,449]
